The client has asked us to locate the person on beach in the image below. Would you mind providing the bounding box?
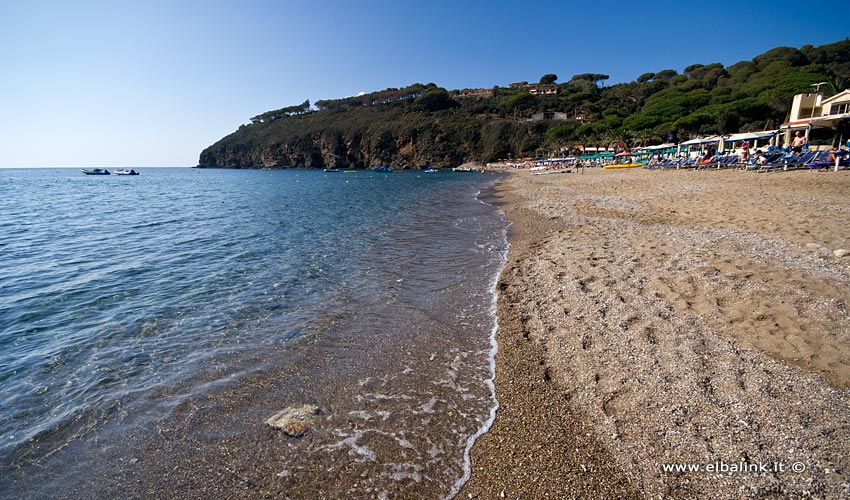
[741,140,750,161]
[791,131,806,153]
[828,145,838,163]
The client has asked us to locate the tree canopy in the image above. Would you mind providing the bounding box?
[539,73,558,85]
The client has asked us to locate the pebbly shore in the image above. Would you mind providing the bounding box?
[461,168,850,499]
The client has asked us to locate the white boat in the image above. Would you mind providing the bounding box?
[114,169,139,175]
[81,168,110,175]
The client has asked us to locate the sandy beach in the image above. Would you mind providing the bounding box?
[462,168,850,499]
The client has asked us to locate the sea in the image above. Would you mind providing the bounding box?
[0,167,509,499]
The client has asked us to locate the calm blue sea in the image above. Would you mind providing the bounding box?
[0,167,508,498]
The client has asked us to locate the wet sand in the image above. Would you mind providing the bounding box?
[461,168,850,499]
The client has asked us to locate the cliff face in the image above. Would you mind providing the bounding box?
[198,127,470,170]
[197,86,530,170]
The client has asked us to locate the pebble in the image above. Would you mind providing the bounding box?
[833,249,849,258]
[266,404,321,437]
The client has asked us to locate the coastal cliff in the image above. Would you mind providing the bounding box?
[197,85,542,170]
[198,127,472,170]
[198,113,475,170]
[198,40,850,169]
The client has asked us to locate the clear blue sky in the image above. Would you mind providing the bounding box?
[1,0,847,167]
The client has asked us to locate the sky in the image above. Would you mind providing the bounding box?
[1,0,847,167]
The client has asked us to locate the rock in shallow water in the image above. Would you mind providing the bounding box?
[833,248,849,258]
[266,404,321,437]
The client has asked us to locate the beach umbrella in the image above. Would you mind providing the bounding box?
[717,135,725,153]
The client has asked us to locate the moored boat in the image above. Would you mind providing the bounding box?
[81,168,110,175]
[114,169,139,175]
[371,166,393,172]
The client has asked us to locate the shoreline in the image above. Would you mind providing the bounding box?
[446,180,508,500]
[460,171,639,499]
[461,168,850,498]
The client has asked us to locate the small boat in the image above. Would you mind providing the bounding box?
[423,167,438,173]
[371,166,393,173]
[323,168,341,172]
[114,169,139,175]
[81,168,110,175]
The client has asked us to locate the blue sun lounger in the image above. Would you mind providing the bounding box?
[759,151,817,171]
[806,151,849,170]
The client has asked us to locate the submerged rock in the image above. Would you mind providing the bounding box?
[833,249,849,258]
[266,404,321,437]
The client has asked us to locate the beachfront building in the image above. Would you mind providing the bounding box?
[824,90,850,116]
[781,89,850,146]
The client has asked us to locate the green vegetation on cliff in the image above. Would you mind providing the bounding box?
[199,40,850,169]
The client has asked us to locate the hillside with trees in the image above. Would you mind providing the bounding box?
[198,40,850,169]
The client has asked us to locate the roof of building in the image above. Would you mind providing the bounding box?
[820,89,850,106]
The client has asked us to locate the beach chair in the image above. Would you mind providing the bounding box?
[697,153,737,170]
[786,151,819,170]
[693,156,716,171]
[714,154,739,169]
[643,158,662,169]
[677,157,697,169]
[665,158,683,169]
[804,151,849,171]
[759,152,805,172]
[741,152,784,171]
[803,151,829,170]
[645,158,679,169]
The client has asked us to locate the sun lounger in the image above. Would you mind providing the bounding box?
[788,151,819,169]
[644,158,681,169]
[805,151,848,170]
[740,152,784,171]
[758,151,817,172]
[714,154,740,169]
[677,157,698,169]
[696,154,738,170]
